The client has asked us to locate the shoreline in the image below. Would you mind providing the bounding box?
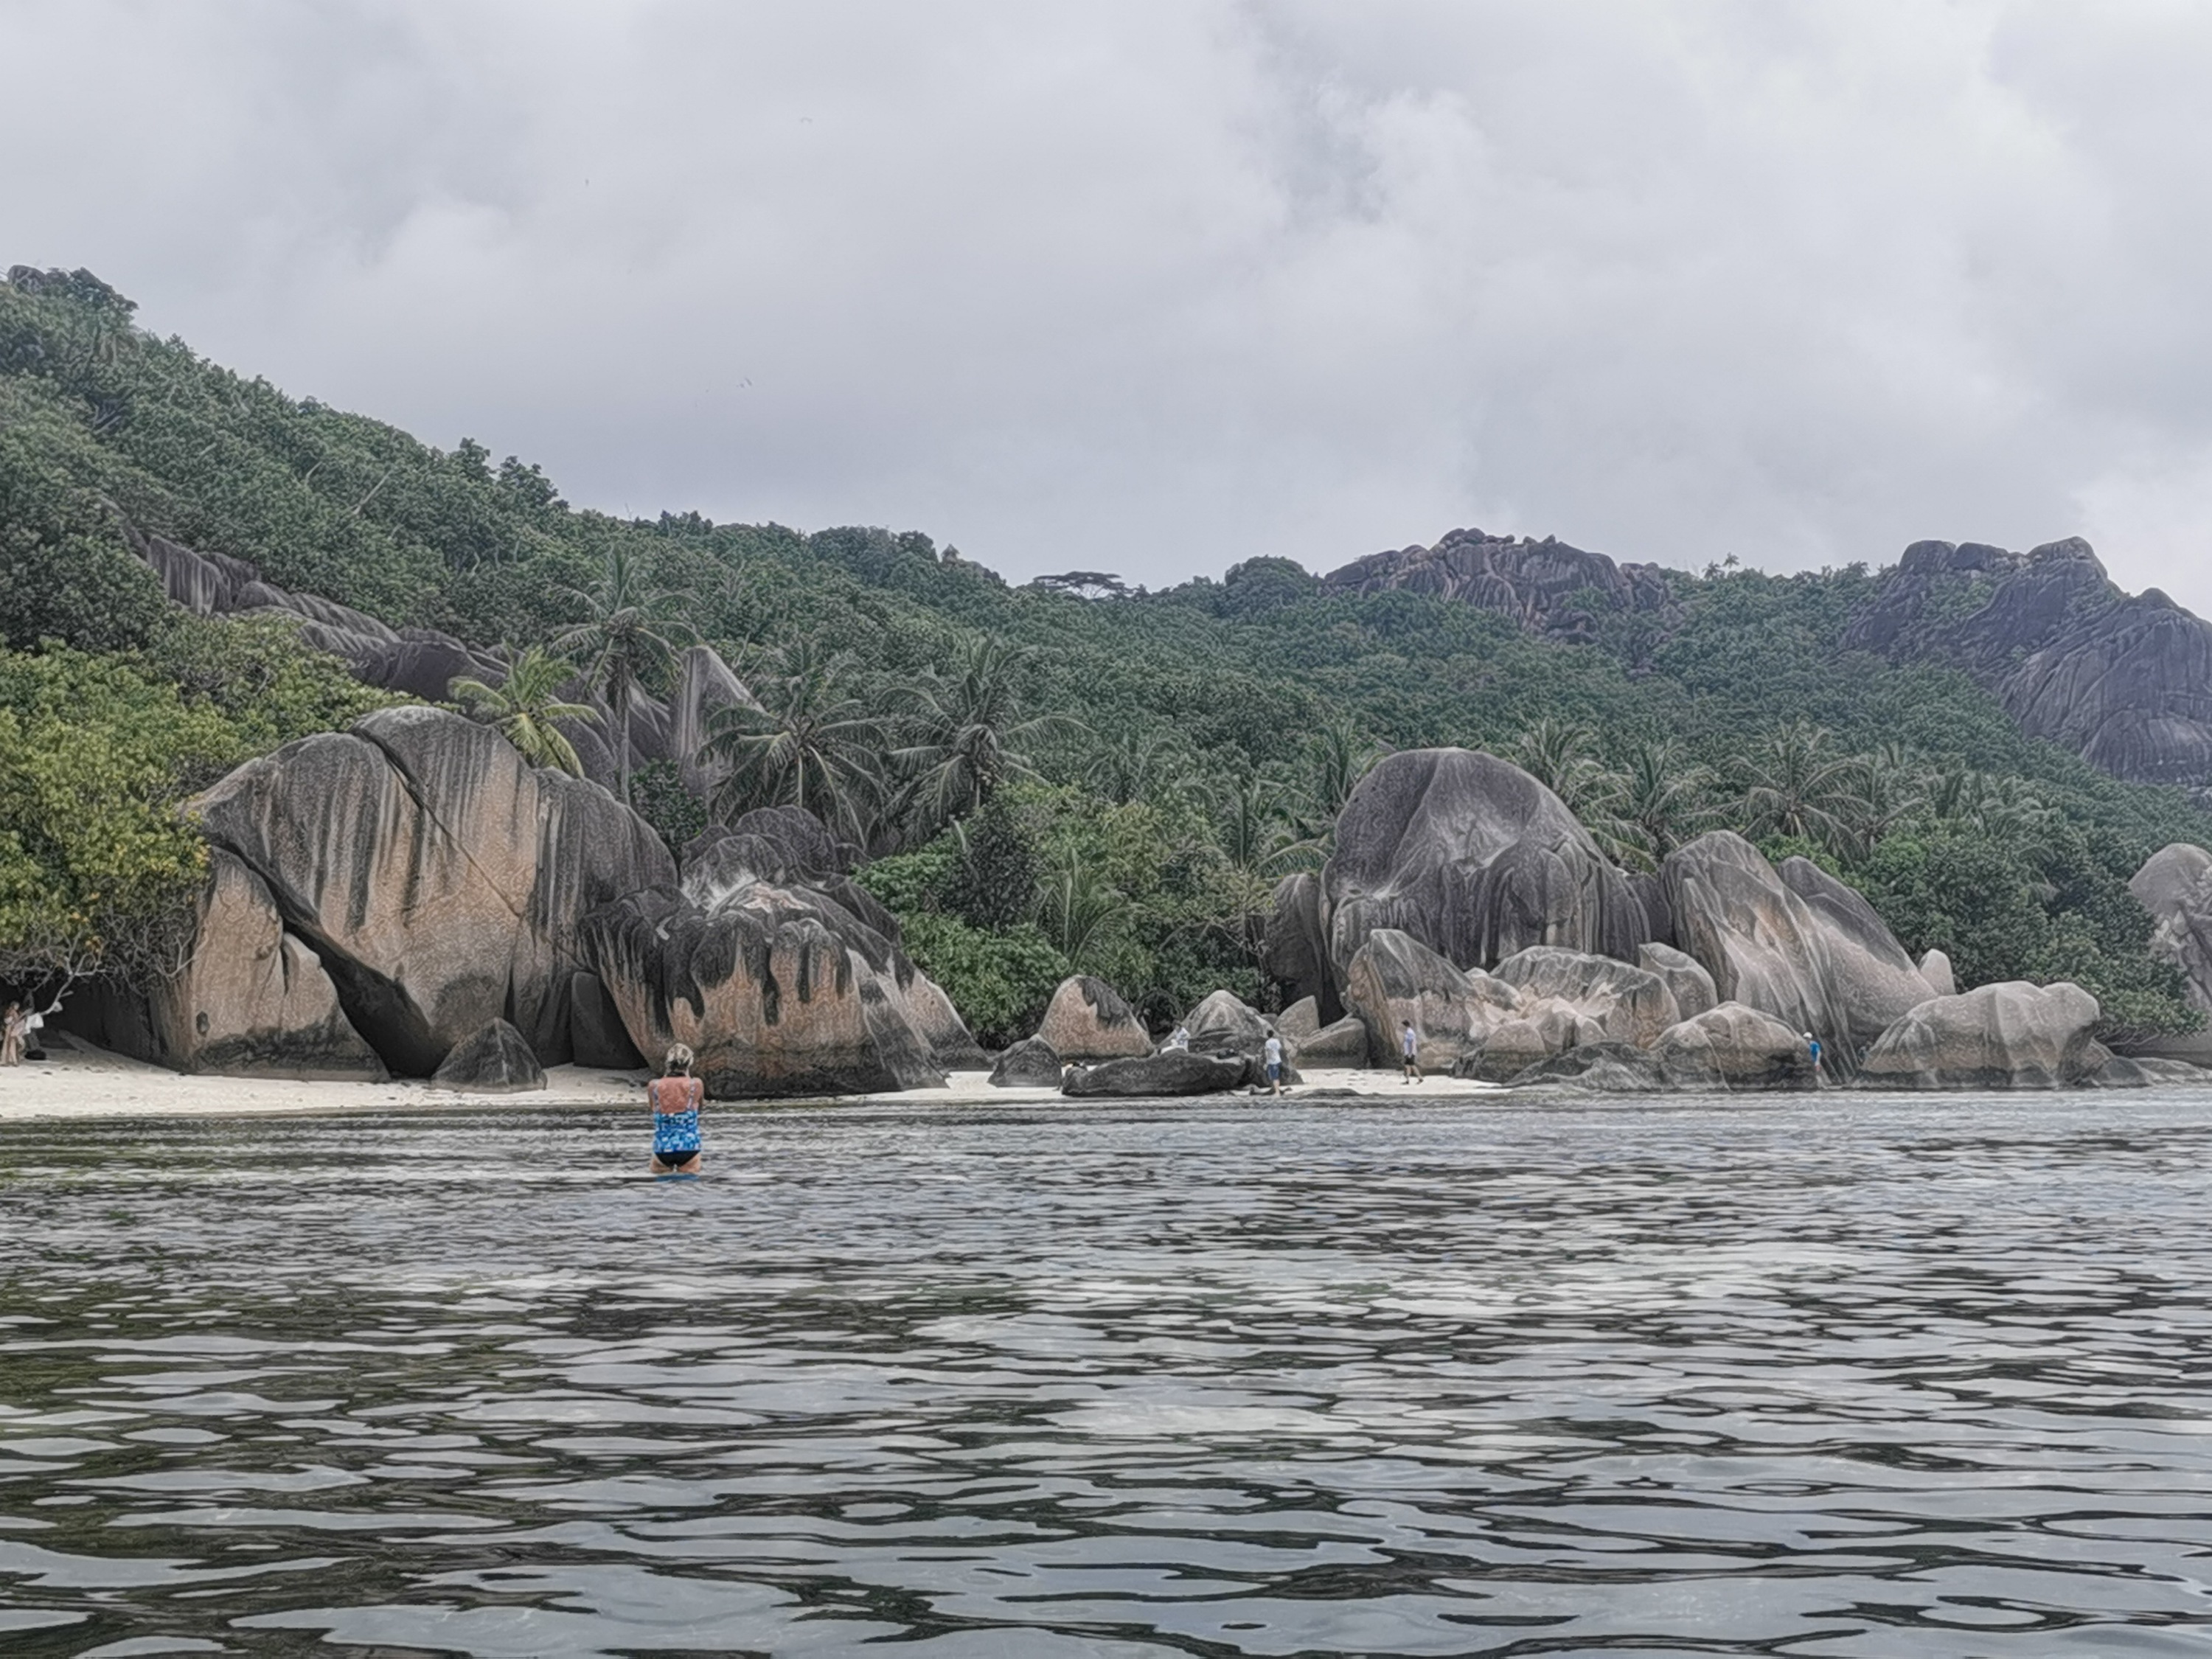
[0,1035,1506,1122]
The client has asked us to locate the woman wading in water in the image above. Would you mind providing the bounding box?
[648,1045,705,1175]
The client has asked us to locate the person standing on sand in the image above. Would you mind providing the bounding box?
[1804,1032,1823,1082]
[1401,1020,1421,1083]
[1,1004,22,1067]
[1262,1027,1284,1096]
[648,1045,705,1175]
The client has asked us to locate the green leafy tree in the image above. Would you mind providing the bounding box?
[891,637,1068,839]
[449,644,599,775]
[703,641,893,846]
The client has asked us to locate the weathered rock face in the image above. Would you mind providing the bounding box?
[1919,949,1958,998]
[431,1020,546,1093]
[990,1037,1064,1088]
[1859,981,2103,1089]
[1494,947,1681,1047]
[1844,537,2212,787]
[1321,528,1677,644]
[1062,1051,1245,1098]
[1458,998,1586,1082]
[1262,874,1338,1023]
[1662,832,1931,1065]
[1295,1016,1371,1068]
[1506,1042,1665,1092]
[1652,1003,1815,1091]
[568,973,644,1071]
[1321,749,1649,984]
[1774,856,1938,1043]
[1638,942,1717,1020]
[1342,928,1523,1069]
[1037,976,1152,1061]
[582,809,972,1099]
[62,851,386,1080]
[2127,844,2212,1062]
[195,706,675,1076]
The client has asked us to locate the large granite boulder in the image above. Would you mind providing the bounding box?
[1322,748,1649,981]
[1662,832,1931,1066]
[1342,928,1523,1069]
[990,1037,1064,1088]
[1858,981,2103,1089]
[1638,942,1717,1020]
[1494,946,1681,1047]
[582,810,972,1099]
[194,706,674,1075]
[60,850,386,1081]
[2129,844,2212,1063]
[1919,949,1958,998]
[568,973,645,1070]
[1262,873,1338,1022]
[1506,1041,1665,1092]
[431,1019,546,1093]
[1295,1016,1371,1068]
[1062,1051,1245,1098]
[1652,1003,1815,1091]
[1037,976,1152,1061]
[1456,998,1586,1082]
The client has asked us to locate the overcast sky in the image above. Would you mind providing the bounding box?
[10,1,2212,610]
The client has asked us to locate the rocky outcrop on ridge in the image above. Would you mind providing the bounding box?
[1323,748,1650,984]
[1858,981,2104,1089]
[582,807,978,1098]
[1321,528,1677,644]
[1037,976,1152,1061]
[1843,538,2212,787]
[194,705,675,1074]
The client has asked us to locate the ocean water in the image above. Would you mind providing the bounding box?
[0,1091,2210,1656]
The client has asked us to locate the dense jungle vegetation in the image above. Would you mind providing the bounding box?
[1,267,2205,1044]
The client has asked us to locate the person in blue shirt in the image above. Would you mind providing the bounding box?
[1804,1031,1823,1080]
[648,1044,704,1175]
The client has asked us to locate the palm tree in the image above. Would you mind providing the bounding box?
[702,641,894,844]
[1733,721,1866,854]
[1296,717,1386,841]
[1613,737,1715,869]
[1841,740,1925,856]
[892,638,1070,835]
[1212,775,1309,962]
[1033,849,1130,972]
[448,646,601,776]
[551,545,695,802]
[1086,728,1186,807]
[1509,718,1632,854]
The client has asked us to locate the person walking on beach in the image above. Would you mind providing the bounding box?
[1401,1020,1421,1084]
[648,1044,705,1175]
[1,1004,23,1067]
[1262,1026,1284,1096]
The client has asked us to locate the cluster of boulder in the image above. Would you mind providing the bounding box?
[1251,746,2204,1093]
[65,706,985,1096]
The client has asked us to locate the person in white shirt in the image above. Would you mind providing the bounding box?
[1400,1020,1421,1083]
[1262,1029,1284,1096]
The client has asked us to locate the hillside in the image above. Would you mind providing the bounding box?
[1,264,2208,1046]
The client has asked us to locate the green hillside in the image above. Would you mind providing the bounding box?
[1,266,2204,1044]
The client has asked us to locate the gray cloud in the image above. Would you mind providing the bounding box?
[8,0,2212,608]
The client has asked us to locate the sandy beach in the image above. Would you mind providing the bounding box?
[0,1032,1504,1121]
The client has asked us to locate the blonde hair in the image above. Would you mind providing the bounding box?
[664,1044,695,1075]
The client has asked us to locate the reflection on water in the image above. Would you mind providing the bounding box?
[1,1092,2211,1655]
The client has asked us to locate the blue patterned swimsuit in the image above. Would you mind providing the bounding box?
[650,1078,703,1163]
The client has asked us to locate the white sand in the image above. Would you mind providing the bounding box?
[0,1034,1500,1121]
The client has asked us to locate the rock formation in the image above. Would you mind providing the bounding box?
[2127,844,2212,1063]
[1662,831,1933,1065]
[1844,538,2212,788]
[61,850,386,1080]
[1637,942,1717,1020]
[1651,1003,1815,1090]
[431,1020,546,1093]
[1262,874,1338,1023]
[1037,976,1152,1061]
[1919,949,1958,998]
[1321,748,1649,984]
[1341,928,1525,1069]
[582,809,975,1099]
[990,1037,1064,1088]
[568,973,645,1070]
[1858,981,2104,1089]
[1062,1051,1245,1098]
[1321,528,1677,644]
[1493,947,1681,1047]
[194,706,674,1075]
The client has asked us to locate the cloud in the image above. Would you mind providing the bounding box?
[7,1,2212,609]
